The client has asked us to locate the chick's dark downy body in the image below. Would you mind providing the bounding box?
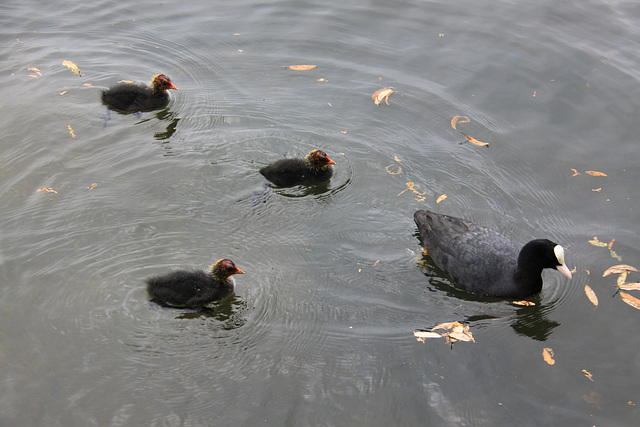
[414,210,572,298]
[260,149,336,187]
[101,74,177,112]
[146,259,244,308]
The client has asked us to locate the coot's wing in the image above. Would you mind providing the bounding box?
[414,210,518,296]
[259,159,307,187]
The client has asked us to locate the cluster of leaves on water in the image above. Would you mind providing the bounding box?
[414,321,475,345]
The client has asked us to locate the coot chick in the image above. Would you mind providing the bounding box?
[414,210,572,298]
[101,74,177,112]
[146,259,244,308]
[260,149,336,187]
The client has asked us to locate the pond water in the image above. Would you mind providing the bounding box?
[1,0,640,425]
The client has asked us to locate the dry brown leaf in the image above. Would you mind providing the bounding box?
[62,60,83,76]
[582,369,594,381]
[618,282,640,291]
[450,115,470,130]
[68,125,76,138]
[542,347,555,365]
[436,194,447,204]
[584,285,598,308]
[571,169,580,176]
[585,171,607,177]
[603,265,639,277]
[37,187,57,193]
[617,272,628,287]
[448,331,473,342]
[288,65,317,71]
[431,321,460,331]
[512,300,536,306]
[372,87,395,105]
[620,292,640,310]
[26,67,42,76]
[461,132,489,147]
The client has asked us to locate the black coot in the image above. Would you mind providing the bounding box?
[146,259,244,308]
[101,74,177,112]
[259,149,336,187]
[414,210,572,298]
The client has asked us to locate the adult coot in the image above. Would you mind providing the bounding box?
[260,149,336,187]
[101,74,177,112]
[146,259,244,308]
[414,210,572,298]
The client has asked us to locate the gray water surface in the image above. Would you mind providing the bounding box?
[1,0,640,425]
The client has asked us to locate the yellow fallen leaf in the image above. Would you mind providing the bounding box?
[448,331,473,342]
[62,60,83,76]
[582,369,594,381]
[436,193,447,204]
[461,132,489,147]
[592,188,601,192]
[397,182,426,202]
[118,80,133,84]
[37,187,57,193]
[584,284,598,308]
[617,272,628,287]
[450,115,469,130]
[394,155,401,162]
[571,169,580,176]
[385,164,402,174]
[82,83,93,87]
[87,183,97,190]
[288,65,317,71]
[373,260,380,266]
[512,300,536,306]
[620,292,640,310]
[68,125,76,138]
[618,282,640,291]
[589,237,608,248]
[629,401,636,406]
[542,347,555,365]
[372,87,395,105]
[603,264,639,277]
[317,78,328,82]
[585,171,607,177]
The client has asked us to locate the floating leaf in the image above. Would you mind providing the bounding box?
[512,300,536,306]
[288,65,317,71]
[68,125,76,138]
[592,188,602,192]
[397,182,426,202]
[385,164,402,175]
[394,155,401,162]
[26,67,42,77]
[414,331,442,342]
[37,187,57,193]
[617,272,628,287]
[450,115,469,130]
[449,331,473,342]
[118,80,133,84]
[82,83,92,87]
[603,265,639,277]
[436,194,447,204]
[582,369,594,381]
[372,87,395,105]
[571,169,580,176]
[432,321,460,331]
[460,132,489,147]
[317,78,328,82]
[618,282,640,291]
[62,60,83,76]
[87,183,97,190]
[585,171,607,177]
[620,292,640,310]
[589,237,608,248]
[542,347,555,365]
[584,285,598,308]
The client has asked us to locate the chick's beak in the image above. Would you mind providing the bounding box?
[167,82,178,90]
[234,267,245,274]
[327,158,336,165]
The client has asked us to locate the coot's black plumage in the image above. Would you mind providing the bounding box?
[146,259,244,308]
[414,210,572,298]
[101,74,177,112]
[260,149,336,187]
